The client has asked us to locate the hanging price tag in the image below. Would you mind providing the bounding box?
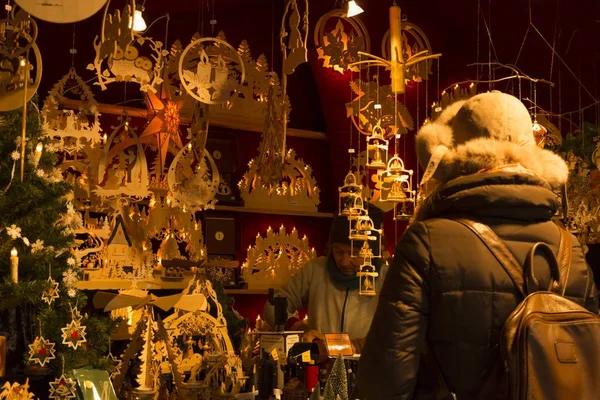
[301,351,311,363]
[270,348,279,361]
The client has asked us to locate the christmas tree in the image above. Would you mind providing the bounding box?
[0,101,114,387]
[323,353,349,400]
[310,381,321,400]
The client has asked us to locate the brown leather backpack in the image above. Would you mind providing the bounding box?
[426,218,600,400]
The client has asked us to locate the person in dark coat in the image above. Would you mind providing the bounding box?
[357,91,599,399]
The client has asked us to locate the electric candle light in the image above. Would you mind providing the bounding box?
[10,248,18,283]
[33,142,43,167]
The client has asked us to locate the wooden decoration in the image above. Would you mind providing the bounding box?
[382,20,434,84]
[27,336,56,368]
[366,123,389,169]
[346,77,414,137]
[357,248,378,296]
[178,37,246,105]
[241,225,317,290]
[14,0,108,23]
[41,277,60,305]
[88,32,167,93]
[338,171,363,216]
[239,148,320,212]
[48,375,77,400]
[0,13,42,112]
[167,145,220,212]
[280,0,309,76]
[379,155,415,204]
[314,9,370,74]
[349,151,395,213]
[61,318,87,350]
[349,218,382,259]
[1,379,34,400]
[42,67,103,155]
[94,112,151,200]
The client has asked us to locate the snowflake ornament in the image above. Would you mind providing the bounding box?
[27,336,56,367]
[11,151,20,160]
[36,169,45,178]
[48,375,77,400]
[66,257,76,267]
[61,318,87,350]
[67,288,77,298]
[41,277,60,305]
[6,224,21,239]
[31,239,44,253]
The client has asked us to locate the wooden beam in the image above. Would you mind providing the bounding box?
[60,99,328,140]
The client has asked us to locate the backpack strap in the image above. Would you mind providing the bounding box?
[451,218,526,298]
[554,226,572,296]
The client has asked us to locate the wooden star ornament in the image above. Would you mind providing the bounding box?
[41,277,60,305]
[27,336,56,367]
[48,374,77,400]
[61,319,87,350]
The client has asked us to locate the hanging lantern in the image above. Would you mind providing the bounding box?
[357,252,378,296]
[380,155,414,203]
[338,171,364,216]
[366,123,389,169]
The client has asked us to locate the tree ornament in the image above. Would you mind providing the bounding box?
[48,374,77,400]
[324,354,348,400]
[61,316,87,350]
[27,336,56,367]
[41,277,60,305]
[106,352,123,380]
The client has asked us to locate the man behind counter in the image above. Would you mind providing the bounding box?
[264,205,388,352]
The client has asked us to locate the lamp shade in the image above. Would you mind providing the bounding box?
[347,0,364,18]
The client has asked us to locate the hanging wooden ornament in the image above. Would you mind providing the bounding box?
[94,112,151,201]
[42,67,102,156]
[346,77,414,137]
[41,277,60,305]
[381,20,434,84]
[0,12,42,112]
[366,122,389,169]
[167,145,220,212]
[242,225,317,290]
[178,37,246,105]
[338,171,363,216]
[27,336,56,367]
[48,374,77,400]
[61,314,87,350]
[106,352,123,380]
[280,0,309,76]
[314,9,370,74]
[0,379,34,400]
[14,0,108,23]
[379,155,415,203]
[357,251,378,297]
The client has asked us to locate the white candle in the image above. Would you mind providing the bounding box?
[10,248,18,283]
[33,143,43,168]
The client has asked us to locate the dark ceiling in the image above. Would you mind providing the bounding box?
[31,0,600,132]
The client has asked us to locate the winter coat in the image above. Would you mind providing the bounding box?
[357,167,599,399]
[264,256,388,340]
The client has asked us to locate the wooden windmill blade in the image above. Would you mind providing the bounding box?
[103,293,152,312]
[151,293,185,312]
[173,294,208,313]
[92,291,120,310]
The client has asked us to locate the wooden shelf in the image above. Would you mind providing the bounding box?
[213,205,335,218]
[223,288,270,295]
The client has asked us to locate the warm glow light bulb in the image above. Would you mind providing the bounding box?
[129,6,147,32]
[11,248,17,257]
[35,143,43,153]
[346,0,364,17]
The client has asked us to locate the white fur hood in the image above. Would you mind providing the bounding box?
[416,99,569,190]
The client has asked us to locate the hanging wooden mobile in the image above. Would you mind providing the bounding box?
[178,37,246,105]
[48,374,77,400]
[349,218,382,259]
[366,122,389,169]
[357,249,378,297]
[0,11,43,112]
[167,144,220,212]
[42,67,103,155]
[41,276,60,305]
[27,336,56,367]
[61,309,87,350]
[338,171,363,216]
[280,0,309,76]
[379,155,414,203]
[94,112,151,200]
[314,9,370,74]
